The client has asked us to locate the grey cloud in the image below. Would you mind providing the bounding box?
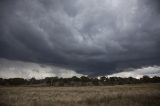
[0,0,160,76]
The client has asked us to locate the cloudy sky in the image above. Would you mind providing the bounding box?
[0,0,160,78]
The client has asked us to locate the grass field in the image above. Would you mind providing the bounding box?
[0,83,160,106]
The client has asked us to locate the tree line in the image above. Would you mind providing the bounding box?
[0,76,160,86]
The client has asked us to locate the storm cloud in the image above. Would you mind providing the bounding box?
[0,0,160,76]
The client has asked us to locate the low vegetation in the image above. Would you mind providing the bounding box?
[0,76,160,86]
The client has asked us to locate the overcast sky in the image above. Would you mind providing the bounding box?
[0,0,160,78]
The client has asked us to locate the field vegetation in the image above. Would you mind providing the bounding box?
[0,83,160,106]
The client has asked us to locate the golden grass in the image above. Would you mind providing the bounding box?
[0,83,160,106]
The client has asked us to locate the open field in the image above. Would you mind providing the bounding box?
[0,83,160,106]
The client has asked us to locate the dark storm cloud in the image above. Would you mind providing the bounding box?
[0,0,160,76]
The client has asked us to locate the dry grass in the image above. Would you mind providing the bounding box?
[0,83,160,106]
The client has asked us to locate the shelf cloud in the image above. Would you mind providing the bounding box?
[0,59,83,79]
[107,66,160,79]
[0,0,160,77]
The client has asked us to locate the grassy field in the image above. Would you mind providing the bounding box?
[0,83,160,106]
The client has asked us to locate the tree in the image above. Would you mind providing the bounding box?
[6,78,26,85]
[100,76,106,82]
[0,78,5,85]
[45,77,58,86]
[71,76,80,82]
[141,76,150,83]
[151,76,160,83]
[80,76,90,82]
